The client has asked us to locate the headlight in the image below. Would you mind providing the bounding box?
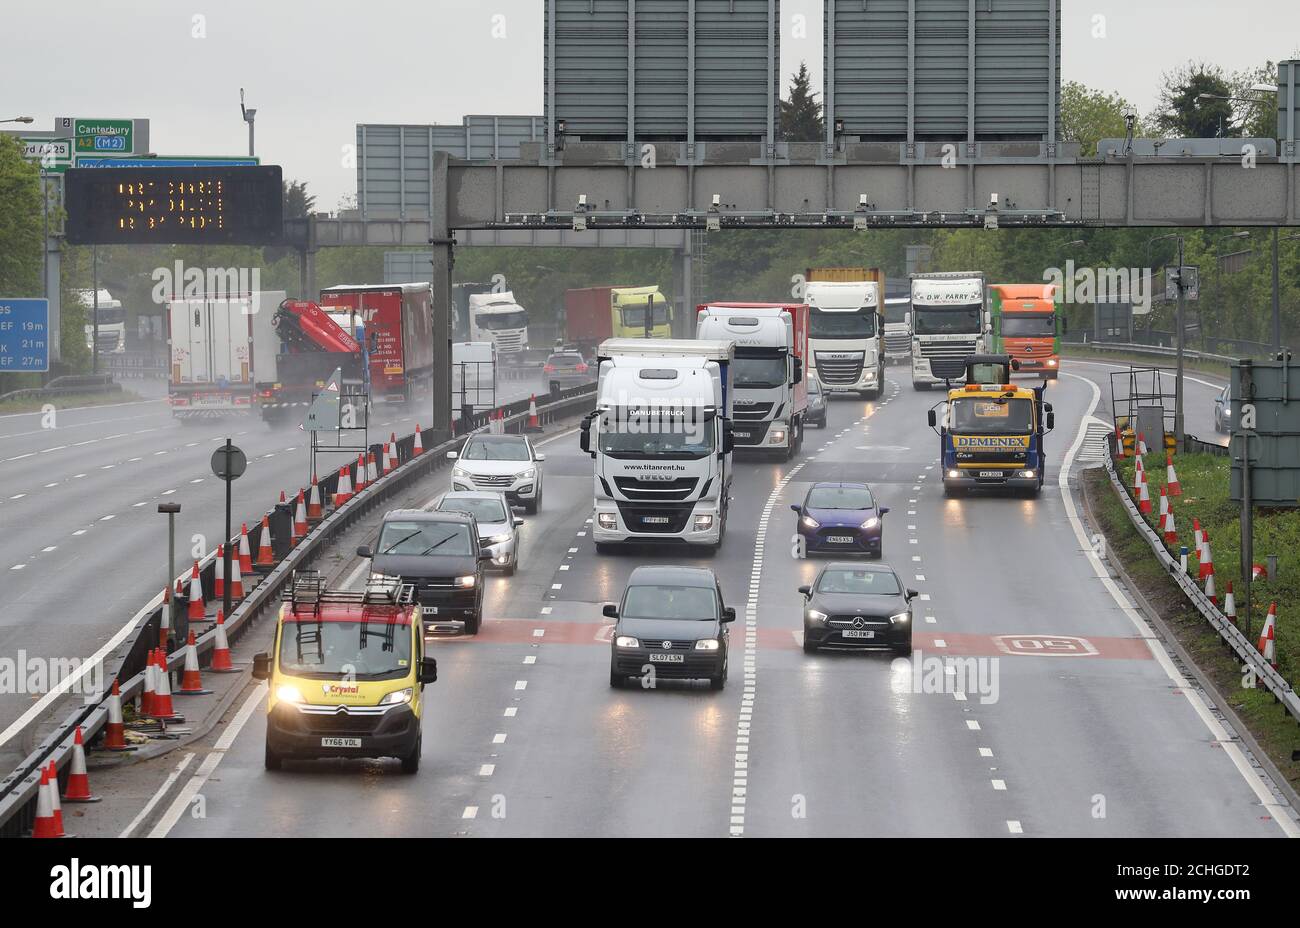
[861,516,880,530]
[947,470,960,479]
[486,533,512,544]
[889,612,910,625]
[1047,359,1058,367]
[454,575,477,588]
[597,512,618,529]
[453,466,469,479]
[1224,408,1232,418]
[695,639,720,651]
[519,468,536,479]
[801,515,820,529]
[769,429,786,444]
[275,684,303,704]
[693,514,714,530]
[615,636,640,648]
[806,609,828,623]
[1019,470,1036,480]
[379,687,413,705]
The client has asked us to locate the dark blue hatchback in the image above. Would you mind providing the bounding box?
[791,482,889,557]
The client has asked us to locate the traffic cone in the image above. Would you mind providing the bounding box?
[1163,505,1178,545]
[1138,432,1148,456]
[1115,424,1127,458]
[160,583,173,649]
[1198,529,1214,579]
[1252,563,1268,582]
[1133,454,1144,493]
[306,473,322,517]
[255,515,275,568]
[293,489,308,543]
[355,453,368,492]
[1157,487,1169,525]
[102,680,130,751]
[214,544,225,599]
[367,450,378,485]
[62,728,101,803]
[385,433,397,474]
[177,632,211,695]
[1193,518,1203,553]
[1165,453,1181,496]
[1204,569,1217,606]
[153,650,177,720]
[211,610,236,672]
[412,425,424,456]
[187,561,205,623]
[31,766,60,838]
[141,651,157,717]
[45,761,67,837]
[526,394,541,431]
[229,549,244,600]
[238,522,254,575]
[1257,603,1278,672]
[335,465,353,506]
[1223,582,1237,626]
[1137,472,1153,514]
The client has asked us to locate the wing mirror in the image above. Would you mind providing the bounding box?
[905,588,919,601]
[1046,411,1055,431]
[419,656,438,684]
[927,410,937,428]
[535,453,546,462]
[514,517,524,527]
[252,652,271,681]
[797,585,811,597]
[790,504,802,513]
[602,603,619,619]
[446,450,459,460]
[880,507,890,515]
[356,545,373,559]
[722,606,736,623]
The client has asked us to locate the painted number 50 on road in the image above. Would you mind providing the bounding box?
[993,635,1099,657]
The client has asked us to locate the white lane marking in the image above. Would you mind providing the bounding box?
[341,557,371,590]
[539,607,552,615]
[9,564,24,571]
[479,764,495,776]
[44,482,57,488]
[504,707,518,717]
[979,747,993,757]
[1007,820,1023,834]
[532,628,545,637]
[148,683,266,837]
[72,529,87,536]
[523,655,536,664]
[9,494,24,500]
[514,680,527,691]
[992,779,1007,791]
[41,546,56,552]
[934,638,946,648]
[492,733,507,744]
[0,398,162,427]
[1059,370,1299,838]
[463,806,479,819]
[119,752,196,838]
[966,720,981,730]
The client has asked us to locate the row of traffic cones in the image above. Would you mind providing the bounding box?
[30,729,100,838]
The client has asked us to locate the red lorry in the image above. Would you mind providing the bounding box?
[320,283,436,406]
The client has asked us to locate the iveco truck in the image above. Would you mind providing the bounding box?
[909,272,989,390]
[581,338,736,553]
[696,303,807,459]
[803,268,885,398]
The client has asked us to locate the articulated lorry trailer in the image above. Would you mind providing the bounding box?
[909,271,989,390]
[581,338,736,553]
[695,303,808,459]
[564,286,671,353]
[803,267,885,398]
[926,355,1055,497]
[320,283,437,406]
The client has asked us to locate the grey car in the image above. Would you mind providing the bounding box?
[436,490,524,575]
[543,350,595,395]
[806,373,827,428]
[799,562,917,656]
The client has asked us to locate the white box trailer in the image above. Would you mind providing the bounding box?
[167,292,286,420]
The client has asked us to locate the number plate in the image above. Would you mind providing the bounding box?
[841,629,875,639]
[642,516,670,524]
[827,535,854,543]
[979,471,1005,478]
[424,606,438,614]
[320,737,362,748]
[649,653,685,663]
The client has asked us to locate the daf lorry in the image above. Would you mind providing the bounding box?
[803,268,885,398]
[696,303,808,459]
[77,289,126,355]
[468,291,529,353]
[909,272,989,390]
[581,338,736,553]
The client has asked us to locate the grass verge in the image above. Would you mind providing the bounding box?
[1084,457,1300,795]
[0,389,142,415]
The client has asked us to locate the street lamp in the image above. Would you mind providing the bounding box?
[1,116,35,124]
[158,502,182,651]
[239,88,256,157]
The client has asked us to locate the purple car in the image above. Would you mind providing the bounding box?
[791,482,889,557]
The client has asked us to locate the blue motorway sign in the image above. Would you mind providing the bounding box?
[75,156,260,168]
[0,299,51,373]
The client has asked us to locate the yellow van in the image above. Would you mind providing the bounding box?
[252,572,437,773]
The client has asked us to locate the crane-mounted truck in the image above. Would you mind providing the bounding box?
[695,303,808,459]
[253,297,366,425]
[926,354,1055,497]
[803,267,886,399]
[580,338,736,553]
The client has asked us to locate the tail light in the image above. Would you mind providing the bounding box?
[575,363,588,373]
[543,364,555,373]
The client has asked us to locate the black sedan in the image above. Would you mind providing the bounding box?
[606,566,734,690]
[799,562,916,655]
[1214,384,1231,434]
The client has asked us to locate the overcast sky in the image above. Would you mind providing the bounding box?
[5,0,1299,210]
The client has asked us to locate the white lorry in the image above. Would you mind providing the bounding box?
[581,338,736,553]
[804,280,885,398]
[695,304,807,459]
[909,272,989,390]
[77,289,126,355]
[167,292,287,420]
[468,291,529,354]
[883,296,912,363]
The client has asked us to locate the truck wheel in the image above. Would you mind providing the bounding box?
[595,542,616,555]
[802,635,818,655]
[264,740,282,772]
[893,636,913,657]
[400,735,421,774]
[944,485,963,499]
[462,613,481,635]
[609,667,624,689]
[912,381,930,392]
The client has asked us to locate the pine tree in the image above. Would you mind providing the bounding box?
[780,62,824,142]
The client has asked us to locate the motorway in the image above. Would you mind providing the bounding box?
[64,358,1293,839]
[0,373,546,774]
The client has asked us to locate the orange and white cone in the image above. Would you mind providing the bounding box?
[228,549,244,599]
[211,610,236,672]
[1204,568,1217,606]
[1165,453,1181,496]
[413,425,424,456]
[335,465,353,506]
[1223,582,1237,626]
[62,727,100,803]
[141,651,158,717]
[153,649,177,720]
[1163,505,1178,545]
[45,761,67,837]
[526,394,541,431]
[1157,487,1169,525]
[103,679,130,751]
[1137,471,1153,514]
[1198,529,1214,579]
[31,765,60,838]
[367,450,378,485]
[1192,518,1203,553]
[307,475,323,520]
[385,433,397,474]
[255,515,275,568]
[1138,432,1148,456]
[1257,603,1278,672]
[177,631,210,695]
[187,560,205,623]
[355,454,368,492]
[1133,455,1145,494]
[239,522,254,574]
[1252,563,1268,582]
[214,544,225,599]
[1115,424,1127,458]
[293,489,308,543]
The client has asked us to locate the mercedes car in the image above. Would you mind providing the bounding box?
[799,562,916,655]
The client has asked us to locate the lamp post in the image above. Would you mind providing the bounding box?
[240,88,256,157]
[0,116,35,124]
[159,502,182,651]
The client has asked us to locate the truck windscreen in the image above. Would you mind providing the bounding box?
[733,356,786,389]
[599,410,714,458]
[949,397,1034,434]
[476,310,528,330]
[1000,314,1056,337]
[810,309,876,338]
[913,305,982,335]
[95,308,126,326]
[884,304,909,324]
[620,305,670,328]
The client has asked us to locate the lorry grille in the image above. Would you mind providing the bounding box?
[612,476,698,502]
[884,332,912,355]
[614,503,694,534]
[814,354,864,385]
[733,402,775,421]
[730,420,772,445]
[919,339,978,379]
[492,333,526,352]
